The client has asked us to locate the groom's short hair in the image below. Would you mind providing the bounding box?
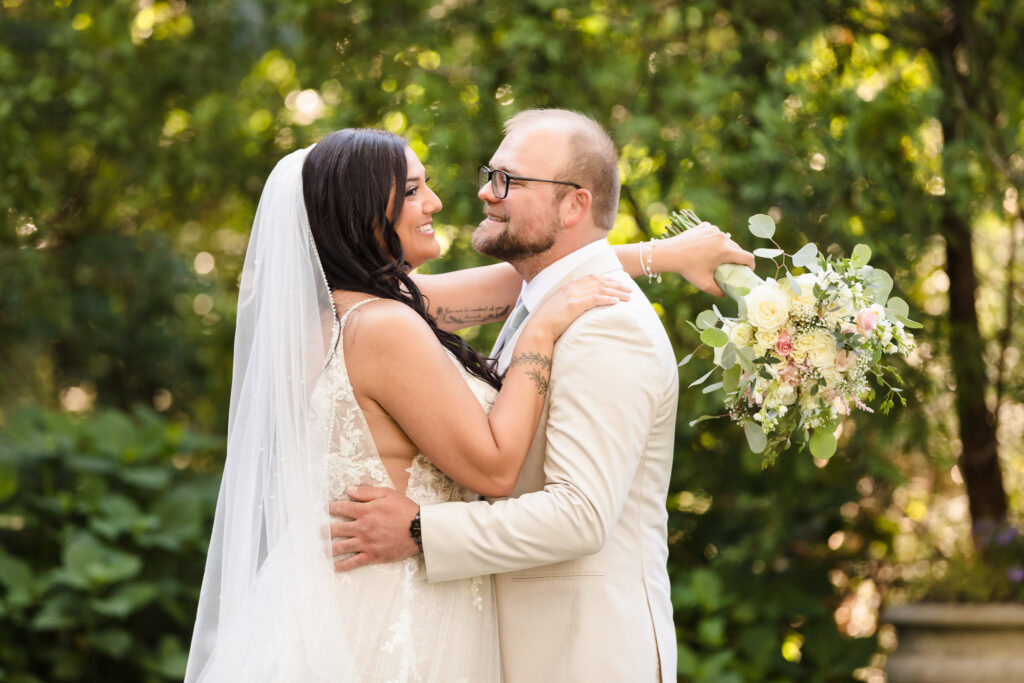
[504,109,620,232]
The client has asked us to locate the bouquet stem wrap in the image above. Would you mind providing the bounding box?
[713,263,763,306]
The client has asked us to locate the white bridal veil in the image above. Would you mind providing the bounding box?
[185,146,356,681]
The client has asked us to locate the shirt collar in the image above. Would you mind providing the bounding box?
[520,238,610,312]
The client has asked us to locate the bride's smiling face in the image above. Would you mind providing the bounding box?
[388,146,442,269]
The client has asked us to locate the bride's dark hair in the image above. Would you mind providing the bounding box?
[302,128,503,391]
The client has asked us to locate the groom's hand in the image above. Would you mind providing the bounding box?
[328,485,420,572]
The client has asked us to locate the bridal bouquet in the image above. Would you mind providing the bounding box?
[674,210,920,465]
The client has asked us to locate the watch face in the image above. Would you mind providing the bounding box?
[410,511,423,551]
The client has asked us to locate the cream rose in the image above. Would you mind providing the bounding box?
[728,322,754,347]
[805,329,838,368]
[755,327,779,351]
[786,273,819,309]
[769,383,797,407]
[744,282,790,332]
[792,332,815,363]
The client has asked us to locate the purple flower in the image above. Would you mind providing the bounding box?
[1008,566,1024,584]
[995,526,1019,547]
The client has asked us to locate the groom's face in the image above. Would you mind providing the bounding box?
[471,126,569,262]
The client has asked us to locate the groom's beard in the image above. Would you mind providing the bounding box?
[471,214,559,262]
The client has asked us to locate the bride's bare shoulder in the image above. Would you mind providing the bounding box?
[340,297,436,353]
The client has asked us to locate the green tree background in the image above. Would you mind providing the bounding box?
[1,0,1021,681]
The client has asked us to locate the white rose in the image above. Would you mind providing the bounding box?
[792,332,815,363]
[799,388,820,412]
[805,329,838,368]
[728,322,754,347]
[786,273,818,309]
[769,383,797,407]
[821,368,843,387]
[744,282,791,332]
[755,327,779,351]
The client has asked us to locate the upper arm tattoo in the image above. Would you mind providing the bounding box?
[434,304,512,327]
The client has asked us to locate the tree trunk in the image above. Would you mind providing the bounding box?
[942,206,1008,523]
[935,1,1009,525]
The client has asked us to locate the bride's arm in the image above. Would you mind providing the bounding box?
[411,264,522,332]
[412,225,753,331]
[346,277,628,498]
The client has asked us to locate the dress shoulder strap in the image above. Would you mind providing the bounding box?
[337,296,382,328]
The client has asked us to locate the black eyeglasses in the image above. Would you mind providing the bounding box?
[478,165,581,199]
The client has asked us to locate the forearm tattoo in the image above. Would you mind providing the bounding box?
[509,352,553,396]
[525,369,550,396]
[434,304,512,327]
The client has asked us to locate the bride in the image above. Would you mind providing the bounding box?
[185,127,739,681]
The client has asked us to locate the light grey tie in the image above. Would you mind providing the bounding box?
[492,299,529,359]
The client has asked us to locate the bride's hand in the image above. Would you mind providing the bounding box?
[527,275,630,342]
[654,222,755,297]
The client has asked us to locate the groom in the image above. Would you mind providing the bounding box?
[331,109,737,682]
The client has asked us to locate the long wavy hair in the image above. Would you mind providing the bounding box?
[302,128,502,391]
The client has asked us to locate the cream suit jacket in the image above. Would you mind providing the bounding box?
[421,248,679,683]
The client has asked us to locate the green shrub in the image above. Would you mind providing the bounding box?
[0,408,220,682]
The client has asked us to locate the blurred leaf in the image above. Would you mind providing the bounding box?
[743,422,767,454]
[748,214,776,239]
[700,327,729,348]
[792,243,819,268]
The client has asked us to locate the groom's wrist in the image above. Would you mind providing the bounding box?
[409,508,423,553]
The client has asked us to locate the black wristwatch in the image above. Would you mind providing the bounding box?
[409,510,423,553]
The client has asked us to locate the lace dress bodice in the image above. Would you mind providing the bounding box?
[314,298,497,505]
[308,297,500,682]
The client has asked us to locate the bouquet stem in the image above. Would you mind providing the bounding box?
[713,263,763,306]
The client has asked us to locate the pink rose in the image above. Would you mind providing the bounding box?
[780,362,800,386]
[775,330,793,357]
[835,349,856,371]
[856,308,878,334]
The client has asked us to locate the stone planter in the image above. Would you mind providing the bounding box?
[884,602,1024,682]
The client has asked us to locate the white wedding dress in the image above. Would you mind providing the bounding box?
[185,146,500,683]
[311,298,501,682]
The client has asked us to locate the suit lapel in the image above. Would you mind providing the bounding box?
[496,248,623,372]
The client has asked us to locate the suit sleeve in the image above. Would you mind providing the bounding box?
[420,308,670,582]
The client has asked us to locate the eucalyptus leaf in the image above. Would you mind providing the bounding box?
[809,429,837,460]
[895,314,924,329]
[786,272,802,296]
[886,296,910,318]
[748,214,776,239]
[753,247,784,259]
[743,421,767,454]
[688,368,716,388]
[723,365,741,393]
[736,346,755,373]
[677,351,695,367]
[868,270,894,303]
[792,243,818,268]
[696,310,719,329]
[851,244,872,266]
[688,414,718,427]
[719,343,738,369]
[700,327,729,348]
[702,381,724,394]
